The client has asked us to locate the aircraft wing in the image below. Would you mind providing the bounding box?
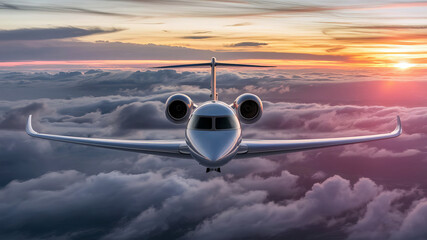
[236,116,402,158]
[26,115,191,158]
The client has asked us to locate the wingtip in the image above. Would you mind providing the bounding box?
[26,115,37,136]
[395,115,402,136]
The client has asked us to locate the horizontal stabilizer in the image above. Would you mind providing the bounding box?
[154,63,211,68]
[216,63,275,68]
[154,62,275,68]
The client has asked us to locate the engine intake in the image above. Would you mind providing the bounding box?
[166,94,194,123]
[233,93,263,124]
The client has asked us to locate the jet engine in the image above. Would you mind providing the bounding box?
[165,94,194,123]
[233,93,263,124]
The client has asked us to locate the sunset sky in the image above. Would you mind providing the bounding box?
[1,0,427,69]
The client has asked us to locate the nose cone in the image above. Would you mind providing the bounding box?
[187,129,240,163]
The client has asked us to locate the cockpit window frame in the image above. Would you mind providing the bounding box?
[188,115,239,131]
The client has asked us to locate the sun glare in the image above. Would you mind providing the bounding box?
[394,62,415,70]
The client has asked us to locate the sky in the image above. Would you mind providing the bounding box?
[1,1,427,240]
[1,0,427,69]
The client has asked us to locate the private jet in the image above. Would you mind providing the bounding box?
[26,57,402,172]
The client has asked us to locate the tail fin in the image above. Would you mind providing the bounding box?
[154,57,275,100]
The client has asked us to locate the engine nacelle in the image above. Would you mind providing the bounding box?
[165,94,194,123]
[233,93,263,124]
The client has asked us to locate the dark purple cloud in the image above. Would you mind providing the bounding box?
[184,176,427,240]
[393,200,427,240]
[0,40,347,61]
[181,35,216,39]
[185,176,380,239]
[0,102,45,130]
[1,169,424,240]
[0,170,278,239]
[226,42,268,47]
[0,27,123,41]
[347,190,405,240]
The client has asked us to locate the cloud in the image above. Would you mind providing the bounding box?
[235,170,300,199]
[119,0,347,18]
[0,102,45,130]
[323,24,427,45]
[0,162,425,240]
[347,190,405,240]
[226,22,252,27]
[350,25,427,30]
[2,0,422,23]
[226,42,268,47]
[0,131,56,186]
[347,189,427,240]
[181,35,216,39]
[0,170,268,239]
[0,2,135,17]
[393,199,427,240]
[110,101,182,135]
[0,3,19,10]
[0,40,347,62]
[312,171,327,180]
[340,145,421,159]
[326,46,345,52]
[3,167,423,240]
[121,1,427,19]
[0,27,123,41]
[103,171,300,240]
[192,31,212,34]
[185,176,381,240]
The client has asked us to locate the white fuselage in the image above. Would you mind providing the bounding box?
[185,101,242,167]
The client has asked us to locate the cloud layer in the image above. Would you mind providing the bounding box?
[0,27,123,41]
[1,170,426,240]
[0,68,426,239]
[0,40,347,62]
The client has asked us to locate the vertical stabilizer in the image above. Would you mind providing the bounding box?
[210,57,217,100]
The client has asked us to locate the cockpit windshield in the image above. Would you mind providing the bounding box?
[215,117,238,130]
[189,116,238,130]
[191,116,212,130]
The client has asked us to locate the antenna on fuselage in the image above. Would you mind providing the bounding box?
[154,57,274,101]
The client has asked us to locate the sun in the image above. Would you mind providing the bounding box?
[394,62,415,70]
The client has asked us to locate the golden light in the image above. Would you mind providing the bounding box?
[394,62,415,70]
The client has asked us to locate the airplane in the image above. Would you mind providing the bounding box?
[26,57,402,173]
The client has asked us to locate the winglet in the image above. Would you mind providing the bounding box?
[26,115,38,136]
[394,115,402,136]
